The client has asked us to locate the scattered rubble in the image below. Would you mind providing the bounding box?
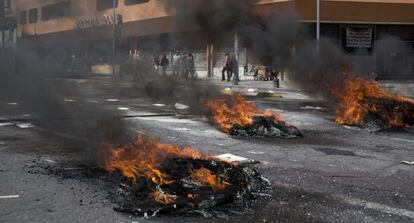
[174,103,190,110]
[401,160,414,166]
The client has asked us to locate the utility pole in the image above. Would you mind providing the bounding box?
[233,33,239,86]
[112,0,116,79]
[316,0,320,42]
[316,0,321,55]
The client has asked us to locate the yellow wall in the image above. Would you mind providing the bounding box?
[16,0,414,39]
[17,0,172,37]
[296,0,414,24]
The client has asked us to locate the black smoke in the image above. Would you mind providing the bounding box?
[160,0,356,101]
[0,38,129,164]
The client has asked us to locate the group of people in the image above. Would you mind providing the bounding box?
[222,53,239,82]
[172,51,196,79]
[153,51,240,82]
[153,51,196,79]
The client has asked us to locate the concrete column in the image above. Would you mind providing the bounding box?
[207,43,214,78]
[206,44,210,78]
[210,44,214,78]
[244,48,248,76]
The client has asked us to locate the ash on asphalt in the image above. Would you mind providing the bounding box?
[24,158,271,219]
[1,78,414,222]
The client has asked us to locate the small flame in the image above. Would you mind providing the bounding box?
[202,95,282,133]
[150,190,177,204]
[103,134,205,185]
[191,167,230,191]
[332,74,414,127]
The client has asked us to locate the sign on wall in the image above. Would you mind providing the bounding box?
[346,27,373,48]
[341,26,374,55]
[76,14,116,29]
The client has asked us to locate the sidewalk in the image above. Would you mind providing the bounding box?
[195,71,314,101]
[380,81,414,98]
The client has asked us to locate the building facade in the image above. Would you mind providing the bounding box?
[0,0,17,70]
[0,0,16,46]
[12,0,414,79]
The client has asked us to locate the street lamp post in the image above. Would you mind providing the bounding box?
[112,0,116,79]
[316,0,320,42]
[233,33,239,86]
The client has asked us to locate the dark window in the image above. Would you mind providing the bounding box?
[2,0,12,17]
[28,8,38,23]
[41,1,70,21]
[97,0,118,11]
[19,11,27,25]
[3,0,11,8]
[125,0,149,6]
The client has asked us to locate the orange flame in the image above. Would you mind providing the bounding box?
[191,167,230,191]
[102,133,230,204]
[333,75,414,127]
[202,95,282,133]
[150,191,177,204]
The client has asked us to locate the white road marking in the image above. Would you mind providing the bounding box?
[247,150,265,155]
[272,182,414,219]
[0,122,13,127]
[16,123,35,128]
[339,196,414,219]
[0,195,19,199]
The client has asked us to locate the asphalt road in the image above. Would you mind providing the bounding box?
[0,76,413,223]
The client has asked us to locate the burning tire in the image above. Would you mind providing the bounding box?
[333,75,414,131]
[202,95,302,138]
[102,134,270,217]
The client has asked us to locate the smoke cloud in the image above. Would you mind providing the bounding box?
[0,38,129,164]
[160,0,363,101]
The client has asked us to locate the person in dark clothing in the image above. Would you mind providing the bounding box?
[188,53,196,79]
[181,52,189,80]
[222,53,231,81]
[153,55,160,72]
[160,54,169,76]
[228,54,239,81]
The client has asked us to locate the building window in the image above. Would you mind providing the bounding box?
[1,28,15,47]
[28,8,38,23]
[19,11,27,25]
[1,0,12,17]
[3,0,11,8]
[97,0,118,11]
[0,31,3,47]
[125,0,149,6]
[41,1,70,21]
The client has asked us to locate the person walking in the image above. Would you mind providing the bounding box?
[181,52,190,80]
[188,53,196,79]
[229,54,239,82]
[172,51,181,77]
[160,54,169,76]
[222,53,231,81]
[153,55,160,73]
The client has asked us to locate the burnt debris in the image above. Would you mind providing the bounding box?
[229,115,302,138]
[202,95,303,138]
[111,158,270,217]
[360,98,414,131]
[27,157,270,218]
